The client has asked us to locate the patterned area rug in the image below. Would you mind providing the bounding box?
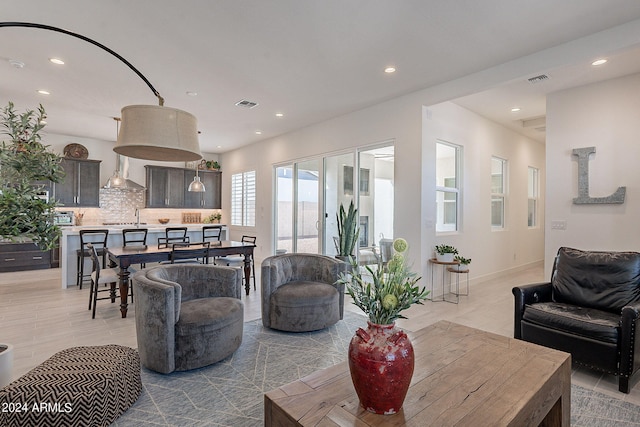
[113,312,640,426]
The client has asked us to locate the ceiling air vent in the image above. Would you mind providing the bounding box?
[527,74,549,84]
[235,99,259,109]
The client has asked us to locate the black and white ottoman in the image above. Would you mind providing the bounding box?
[0,345,141,427]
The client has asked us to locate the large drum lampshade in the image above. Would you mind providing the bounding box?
[115,105,202,161]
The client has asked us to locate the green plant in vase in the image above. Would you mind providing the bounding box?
[339,237,429,324]
[434,244,458,262]
[204,212,222,223]
[335,200,359,260]
[337,237,429,415]
[454,255,471,271]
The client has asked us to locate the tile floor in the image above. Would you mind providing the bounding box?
[1,262,639,407]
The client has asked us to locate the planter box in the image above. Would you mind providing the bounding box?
[435,253,455,263]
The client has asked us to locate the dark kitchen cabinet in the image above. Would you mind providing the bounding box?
[145,166,185,208]
[0,242,51,272]
[52,158,101,207]
[51,245,60,268]
[184,169,221,209]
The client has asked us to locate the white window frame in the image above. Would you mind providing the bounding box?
[528,166,539,228]
[231,170,256,227]
[436,141,461,233]
[491,156,507,230]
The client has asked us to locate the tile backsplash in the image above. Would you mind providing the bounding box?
[56,189,222,226]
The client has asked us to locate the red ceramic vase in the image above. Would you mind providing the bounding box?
[348,321,414,415]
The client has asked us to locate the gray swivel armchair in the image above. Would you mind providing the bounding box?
[262,253,349,332]
[132,264,244,374]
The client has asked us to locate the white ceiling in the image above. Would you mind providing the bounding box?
[3,1,640,154]
[454,44,640,143]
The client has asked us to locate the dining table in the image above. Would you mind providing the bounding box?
[106,240,256,318]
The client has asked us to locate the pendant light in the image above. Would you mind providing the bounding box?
[0,22,203,162]
[188,167,206,192]
[106,118,125,188]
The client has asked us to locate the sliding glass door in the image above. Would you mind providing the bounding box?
[324,153,355,256]
[274,143,394,258]
[357,145,394,267]
[275,165,293,254]
[275,161,321,254]
[296,160,321,253]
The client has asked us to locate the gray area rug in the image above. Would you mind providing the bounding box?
[113,312,640,426]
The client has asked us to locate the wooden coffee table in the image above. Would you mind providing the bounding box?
[264,320,570,426]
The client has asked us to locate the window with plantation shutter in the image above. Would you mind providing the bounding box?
[231,171,256,226]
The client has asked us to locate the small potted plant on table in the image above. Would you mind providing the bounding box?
[453,255,471,271]
[434,244,458,263]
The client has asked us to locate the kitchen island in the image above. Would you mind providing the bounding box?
[59,224,228,288]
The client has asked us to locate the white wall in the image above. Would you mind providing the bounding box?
[221,91,545,285]
[221,94,422,267]
[423,102,546,281]
[545,72,640,277]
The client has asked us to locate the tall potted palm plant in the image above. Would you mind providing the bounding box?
[335,200,359,261]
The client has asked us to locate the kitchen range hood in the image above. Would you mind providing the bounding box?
[103,154,145,190]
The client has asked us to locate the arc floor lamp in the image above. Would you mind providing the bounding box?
[0,21,202,162]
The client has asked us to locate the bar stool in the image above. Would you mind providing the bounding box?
[158,227,189,248]
[122,228,148,268]
[76,229,109,289]
[202,225,222,242]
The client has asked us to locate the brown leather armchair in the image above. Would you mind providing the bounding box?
[513,247,640,393]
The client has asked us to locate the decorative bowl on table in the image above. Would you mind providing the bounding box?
[158,218,170,224]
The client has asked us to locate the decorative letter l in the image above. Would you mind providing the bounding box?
[572,147,625,204]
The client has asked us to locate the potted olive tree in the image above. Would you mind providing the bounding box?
[335,200,359,261]
[0,102,64,249]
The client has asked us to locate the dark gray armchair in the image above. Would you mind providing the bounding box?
[262,253,349,332]
[133,264,244,374]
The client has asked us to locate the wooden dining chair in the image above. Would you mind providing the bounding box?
[221,235,256,290]
[87,243,133,319]
[202,225,223,264]
[122,228,148,268]
[166,241,211,264]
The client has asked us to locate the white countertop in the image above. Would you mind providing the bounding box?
[61,223,227,235]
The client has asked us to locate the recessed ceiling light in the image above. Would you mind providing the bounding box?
[275,113,284,117]
[511,107,521,113]
[255,131,262,135]
[49,58,64,65]
[216,145,222,149]
[37,90,50,95]
[186,91,198,96]
[592,58,607,66]
[384,66,396,74]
